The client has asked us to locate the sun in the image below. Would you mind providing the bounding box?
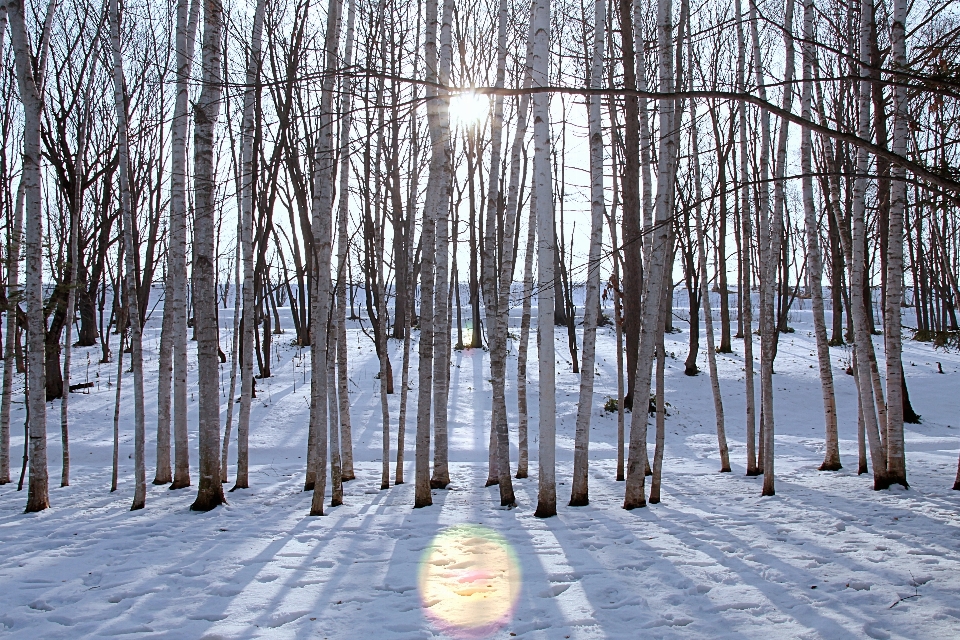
[448,92,489,128]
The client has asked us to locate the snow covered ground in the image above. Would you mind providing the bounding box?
[2,299,960,639]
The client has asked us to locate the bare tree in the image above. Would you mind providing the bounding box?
[532,0,555,518]
[190,0,227,512]
[8,0,50,512]
[570,0,605,507]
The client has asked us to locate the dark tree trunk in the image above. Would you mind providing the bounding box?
[618,0,642,410]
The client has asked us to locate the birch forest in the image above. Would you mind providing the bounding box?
[1,0,960,634]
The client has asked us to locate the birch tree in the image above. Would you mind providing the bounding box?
[336,0,357,483]
[429,0,454,491]
[570,0,605,507]
[849,0,889,489]
[8,0,51,513]
[190,0,227,511]
[1,176,23,488]
[884,0,908,488]
[167,0,200,491]
[800,0,840,471]
[532,0,556,518]
[233,0,266,492]
[309,0,344,516]
[624,0,675,510]
[734,0,758,476]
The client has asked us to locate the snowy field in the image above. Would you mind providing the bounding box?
[2,299,960,639]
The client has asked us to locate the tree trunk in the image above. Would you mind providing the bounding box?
[884,0,908,488]
[221,216,241,484]
[8,0,49,512]
[618,0,642,412]
[1,181,24,486]
[532,0,555,518]
[735,0,758,476]
[570,0,605,508]
[800,0,840,472]
[308,0,344,516]
[849,0,890,490]
[233,0,265,491]
[60,65,94,488]
[170,0,200,491]
[336,0,357,482]
[190,0,226,512]
[516,165,536,481]
[110,0,147,510]
[751,0,789,497]
[623,0,675,511]
[649,278,669,503]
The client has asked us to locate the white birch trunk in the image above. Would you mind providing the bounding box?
[531,0,556,519]
[884,0,908,487]
[482,0,535,504]
[336,0,357,483]
[190,0,226,511]
[623,0,674,510]
[850,0,890,488]
[734,0,758,476]
[234,0,266,491]
[429,0,454,491]
[570,0,605,507]
[750,0,780,496]
[8,0,49,512]
[169,0,200,491]
[800,0,840,471]
[649,279,668,502]
[111,323,125,492]
[309,0,344,516]
[327,315,342,505]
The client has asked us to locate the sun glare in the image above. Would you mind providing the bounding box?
[448,92,489,128]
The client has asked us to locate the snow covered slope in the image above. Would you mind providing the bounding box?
[1,303,959,638]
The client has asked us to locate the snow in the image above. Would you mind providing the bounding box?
[2,298,960,639]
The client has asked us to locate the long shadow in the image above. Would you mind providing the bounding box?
[648,501,897,637]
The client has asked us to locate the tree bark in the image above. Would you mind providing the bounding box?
[308,0,344,515]
[570,0,605,508]
[336,0,357,482]
[884,0,908,488]
[1,181,25,486]
[618,0,642,412]
[800,0,841,472]
[8,0,50,512]
[233,0,265,491]
[735,0,758,476]
[170,0,200,491]
[532,0,555,518]
[623,0,674,510]
[190,0,227,512]
[849,0,890,490]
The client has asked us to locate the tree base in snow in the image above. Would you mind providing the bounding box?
[534,503,557,518]
[190,485,226,512]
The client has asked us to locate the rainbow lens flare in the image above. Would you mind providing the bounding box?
[419,524,522,638]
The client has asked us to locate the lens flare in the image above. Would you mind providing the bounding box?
[419,524,521,638]
[448,92,489,127]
